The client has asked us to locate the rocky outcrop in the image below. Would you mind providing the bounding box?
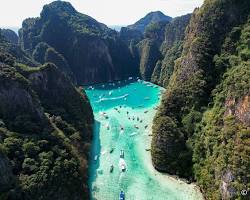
[0,29,18,45]
[225,95,250,126]
[127,11,172,33]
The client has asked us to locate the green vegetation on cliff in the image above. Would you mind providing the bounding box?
[151,0,250,199]
[0,29,94,199]
[192,18,250,200]
[19,1,138,84]
[151,14,191,87]
[127,11,172,33]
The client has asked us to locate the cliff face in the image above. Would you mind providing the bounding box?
[0,29,18,45]
[26,63,93,136]
[151,0,250,199]
[0,29,94,199]
[0,64,48,134]
[151,14,191,87]
[132,14,191,84]
[19,1,138,84]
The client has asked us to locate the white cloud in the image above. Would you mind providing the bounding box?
[0,0,204,27]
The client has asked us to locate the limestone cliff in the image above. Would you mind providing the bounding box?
[19,1,138,84]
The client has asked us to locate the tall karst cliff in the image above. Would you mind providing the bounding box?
[19,1,138,84]
[151,0,250,199]
[0,25,94,200]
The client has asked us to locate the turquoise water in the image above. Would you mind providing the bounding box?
[85,79,204,200]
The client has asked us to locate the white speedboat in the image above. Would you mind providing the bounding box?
[119,159,127,172]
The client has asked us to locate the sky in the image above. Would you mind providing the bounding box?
[0,0,204,28]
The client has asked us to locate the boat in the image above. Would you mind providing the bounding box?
[109,91,112,96]
[120,150,124,158]
[94,155,98,161]
[120,191,125,200]
[119,159,126,172]
[145,125,148,129]
[105,123,110,130]
[146,148,151,151]
[110,148,114,153]
[110,165,114,173]
[128,77,133,80]
[144,97,150,100]
[134,125,139,129]
[121,163,126,172]
[144,110,148,113]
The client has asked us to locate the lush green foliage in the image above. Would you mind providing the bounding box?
[191,19,250,200]
[152,0,250,199]
[151,116,192,177]
[0,31,93,199]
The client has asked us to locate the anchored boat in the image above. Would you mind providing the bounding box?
[110,165,114,173]
[120,150,124,158]
[120,191,125,200]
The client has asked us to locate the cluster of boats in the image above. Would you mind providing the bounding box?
[89,78,164,200]
[94,149,127,173]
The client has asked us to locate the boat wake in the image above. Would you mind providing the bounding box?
[96,94,129,103]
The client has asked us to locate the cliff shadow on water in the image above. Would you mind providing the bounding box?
[88,120,101,195]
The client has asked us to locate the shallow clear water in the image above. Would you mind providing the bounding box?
[85,79,204,200]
